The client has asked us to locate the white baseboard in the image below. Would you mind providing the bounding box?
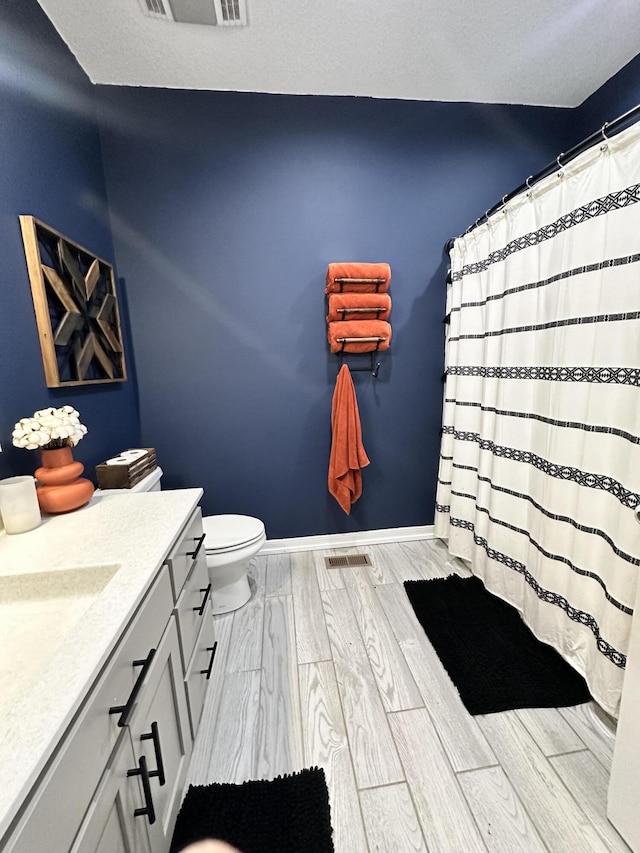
[261,525,436,555]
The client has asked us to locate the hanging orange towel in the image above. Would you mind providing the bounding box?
[328,364,370,514]
[327,320,392,353]
[326,292,392,323]
[325,262,391,294]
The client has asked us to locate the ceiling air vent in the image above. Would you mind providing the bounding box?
[215,0,247,26]
[140,0,172,19]
[138,0,248,26]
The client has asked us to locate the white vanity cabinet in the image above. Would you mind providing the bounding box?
[2,500,211,853]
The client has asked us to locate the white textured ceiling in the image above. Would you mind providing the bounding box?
[37,0,640,107]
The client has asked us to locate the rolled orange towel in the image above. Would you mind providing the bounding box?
[325,262,391,294]
[328,364,370,514]
[327,320,392,353]
[326,293,392,323]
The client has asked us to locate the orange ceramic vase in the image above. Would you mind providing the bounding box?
[35,446,95,514]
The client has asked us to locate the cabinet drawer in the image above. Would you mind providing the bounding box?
[166,507,205,602]
[184,601,216,739]
[4,567,173,853]
[175,549,210,673]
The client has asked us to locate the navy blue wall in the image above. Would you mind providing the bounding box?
[575,53,640,137]
[0,1,141,480]
[97,87,580,538]
[2,4,639,538]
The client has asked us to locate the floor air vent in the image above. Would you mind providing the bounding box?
[325,553,372,569]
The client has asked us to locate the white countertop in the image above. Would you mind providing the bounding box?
[0,488,203,841]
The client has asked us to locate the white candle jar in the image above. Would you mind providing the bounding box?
[0,476,41,534]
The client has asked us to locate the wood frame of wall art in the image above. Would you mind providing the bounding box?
[19,215,127,388]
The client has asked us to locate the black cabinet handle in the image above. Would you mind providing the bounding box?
[127,754,156,825]
[201,642,218,680]
[109,648,156,727]
[187,533,206,560]
[193,584,211,616]
[141,721,166,786]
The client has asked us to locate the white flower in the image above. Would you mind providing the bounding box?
[12,406,89,451]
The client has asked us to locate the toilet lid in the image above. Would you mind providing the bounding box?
[203,514,265,551]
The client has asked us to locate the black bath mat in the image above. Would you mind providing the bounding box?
[404,575,591,715]
[169,767,334,853]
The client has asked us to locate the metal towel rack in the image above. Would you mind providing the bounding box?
[336,307,388,318]
[328,268,390,378]
[337,337,385,378]
[334,277,387,293]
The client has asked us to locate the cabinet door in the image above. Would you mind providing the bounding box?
[128,615,192,853]
[71,730,152,853]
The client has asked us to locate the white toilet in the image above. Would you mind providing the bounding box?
[95,466,266,614]
[202,514,266,613]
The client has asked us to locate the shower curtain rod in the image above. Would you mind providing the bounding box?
[446,101,640,249]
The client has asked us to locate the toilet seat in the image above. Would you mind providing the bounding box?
[202,514,265,554]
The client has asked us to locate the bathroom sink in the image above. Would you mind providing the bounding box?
[0,564,119,715]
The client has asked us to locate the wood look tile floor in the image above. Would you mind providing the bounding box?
[185,539,629,853]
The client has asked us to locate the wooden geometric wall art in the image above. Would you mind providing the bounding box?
[19,215,127,388]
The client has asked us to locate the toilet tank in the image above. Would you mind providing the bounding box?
[135,466,163,492]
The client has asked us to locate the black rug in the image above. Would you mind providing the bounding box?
[404,575,591,715]
[170,768,334,853]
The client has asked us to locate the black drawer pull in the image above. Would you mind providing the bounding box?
[201,642,218,680]
[127,754,156,825]
[193,584,211,616]
[187,533,206,560]
[109,648,156,727]
[141,721,166,786]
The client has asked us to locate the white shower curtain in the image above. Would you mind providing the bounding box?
[435,122,640,717]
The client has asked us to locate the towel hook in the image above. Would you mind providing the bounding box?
[337,349,382,378]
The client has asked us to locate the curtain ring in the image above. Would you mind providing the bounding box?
[525,175,533,189]
[556,153,564,168]
[601,122,610,141]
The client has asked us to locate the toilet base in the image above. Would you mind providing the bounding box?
[209,573,252,614]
